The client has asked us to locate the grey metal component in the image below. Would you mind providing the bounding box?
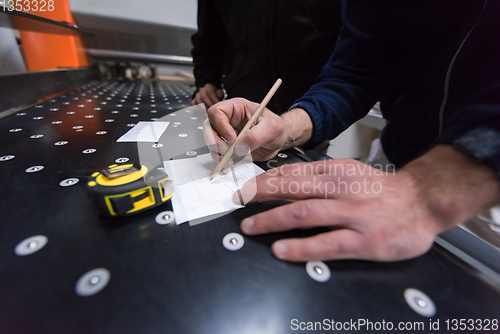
[293,147,316,162]
[0,27,26,76]
[0,68,95,113]
[115,157,129,163]
[14,235,48,256]
[71,12,195,57]
[69,0,197,30]
[0,9,94,36]
[75,268,111,297]
[0,155,15,161]
[438,226,500,273]
[305,261,331,283]
[403,288,436,317]
[155,211,175,225]
[87,49,193,66]
[435,227,500,289]
[25,166,44,173]
[60,178,80,187]
[222,233,244,251]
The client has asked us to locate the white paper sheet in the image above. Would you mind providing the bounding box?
[164,153,265,225]
[117,121,170,142]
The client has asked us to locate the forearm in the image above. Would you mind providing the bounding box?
[401,145,500,233]
[281,108,313,149]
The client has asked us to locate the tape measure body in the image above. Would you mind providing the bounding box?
[87,164,173,218]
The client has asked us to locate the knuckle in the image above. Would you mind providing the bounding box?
[324,174,337,184]
[233,97,247,104]
[324,238,344,257]
[366,230,392,259]
[290,201,310,221]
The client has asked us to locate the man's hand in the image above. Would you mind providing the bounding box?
[204,97,313,162]
[191,83,224,108]
[234,146,500,262]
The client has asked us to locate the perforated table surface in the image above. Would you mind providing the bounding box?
[1,79,499,334]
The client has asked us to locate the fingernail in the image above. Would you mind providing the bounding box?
[222,164,233,174]
[241,218,254,233]
[217,143,228,155]
[273,242,287,259]
[235,143,249,157]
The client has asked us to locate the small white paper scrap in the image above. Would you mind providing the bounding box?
[164,153,264,225]
[117,121,169,142]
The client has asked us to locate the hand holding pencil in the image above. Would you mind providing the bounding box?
[203,79,290,175]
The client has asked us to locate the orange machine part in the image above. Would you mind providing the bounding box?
[19,0,89,71]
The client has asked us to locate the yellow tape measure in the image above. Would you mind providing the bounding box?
[87,163,173,218]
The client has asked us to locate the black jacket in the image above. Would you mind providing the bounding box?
[293,0,500,172]
[191,0,342,114]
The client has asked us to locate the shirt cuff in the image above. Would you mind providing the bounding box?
[289,101,324,147]
[439,127,500,177]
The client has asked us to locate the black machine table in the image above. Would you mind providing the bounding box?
[0,79,499,333]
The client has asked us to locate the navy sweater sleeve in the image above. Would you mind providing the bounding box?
[291,0,396,147]
[436,84,500,177]
[435,0,500,176]
[191,0,227,90]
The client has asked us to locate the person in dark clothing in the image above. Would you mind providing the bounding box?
[190,0,343,114]
[204,0,500,262]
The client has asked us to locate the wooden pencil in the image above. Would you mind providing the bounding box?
[210,78,282,180]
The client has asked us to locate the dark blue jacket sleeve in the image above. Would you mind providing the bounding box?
[291,0,396,146]
[434,0,500,176]
[436,84,500,177]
